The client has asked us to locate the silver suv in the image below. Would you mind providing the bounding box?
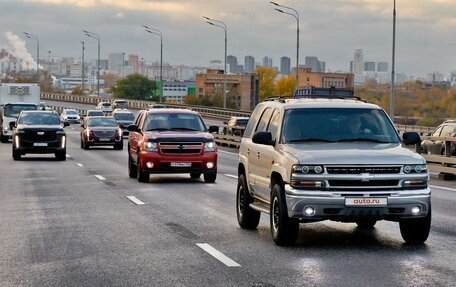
[236,89,431,246]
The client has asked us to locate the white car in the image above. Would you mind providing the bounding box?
[96,102,113,114]
[60,108,81,124]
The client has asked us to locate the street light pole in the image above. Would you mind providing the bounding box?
[270,2,300,89]
[203,16,227,108]
[24,32,39,78]
[48,50,51,76]
[390,0,396,122]
[83,30,100,97]
[81,41,85,93]
[122,52,125,78]
[142,25,163,103]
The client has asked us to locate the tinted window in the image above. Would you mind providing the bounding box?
[18,113,60,125]
[102,103,112,107]
[266,110,280,142]
[4,104,37,117]
[65,110,78,115]
[87,118,118,127]
[87,111,105,117]
[113,113,135,121]
[243,105,265,138]
[282,108,400,143]
[255,108,273,132]
[236,119,249,126]
[144,113,205,131]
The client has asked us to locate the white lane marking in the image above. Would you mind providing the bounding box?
[127,196,145,205]
[94,175,106,181]
[76,163,84,167]
[196,243,241,267]
[218,150,238,156]
[224,174,238,179]
[66,154,71,157]
[430,185,456,192]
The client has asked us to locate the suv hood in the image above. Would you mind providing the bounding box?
[145,131,214,142]
[17,124,64,131]
[282,142,425,165]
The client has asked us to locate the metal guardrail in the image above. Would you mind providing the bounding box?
[42,93,455,177]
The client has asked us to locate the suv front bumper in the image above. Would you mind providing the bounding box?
[284,184,431,222]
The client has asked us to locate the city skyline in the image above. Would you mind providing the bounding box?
[0,0,455,78]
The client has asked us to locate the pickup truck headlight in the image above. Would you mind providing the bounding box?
[144,141,158,152]
[403,164,427,174]
[204,141,216,152]
[292,164,324,174]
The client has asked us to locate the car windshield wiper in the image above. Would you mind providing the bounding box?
[146,128,171,131]
[170,127,200,131]
[335,137,391,143]
[287,138,334,143]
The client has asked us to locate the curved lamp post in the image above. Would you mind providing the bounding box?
[203,16,227,109]
[142,25,163,103]
[270,1,300,89]
[83,30,100,97]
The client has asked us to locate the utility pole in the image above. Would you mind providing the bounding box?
[81,41,85,93]
[390,0,396,122]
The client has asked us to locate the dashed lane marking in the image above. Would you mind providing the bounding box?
[76,163,84,167]
[196,243,241,267]
[94,175,106,181]
[127,196,145,205]
[224,174,238,179]
[430,185,456,192]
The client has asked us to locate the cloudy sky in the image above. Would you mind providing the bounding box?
[0,0,455,78]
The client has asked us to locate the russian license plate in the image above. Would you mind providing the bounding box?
[170,162,192,167]
[33,142,48,147]
[345,198,387,207]
[99,138,110,141]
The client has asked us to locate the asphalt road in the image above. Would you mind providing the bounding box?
[1,125,456,287]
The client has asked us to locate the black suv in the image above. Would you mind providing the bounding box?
[11,110,69,160]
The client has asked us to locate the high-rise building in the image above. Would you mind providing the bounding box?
[364,61,376,72]
[262,56,273,68]
[108,53,124,75]
[377,62,388,72]
[305,56,325,73]
[227,55,238,74]
[128,54,139,74]
[244,56,255,73]
[353,49,364,75]
[280,56,291,75]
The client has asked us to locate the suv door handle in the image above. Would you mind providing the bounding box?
[247,148,250,155]
[256,152,260,159]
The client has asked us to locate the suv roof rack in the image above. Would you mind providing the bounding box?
[293,86,364,101]
[263,97,287,103]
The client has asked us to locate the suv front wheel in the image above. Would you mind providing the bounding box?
[399,206,431,244]
[137,156,149,183]
[236,174,260,229]
[270,184,299,246]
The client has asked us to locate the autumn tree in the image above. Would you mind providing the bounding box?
[102,72,121,90]
[256,66,276,101]
[71,85,83,95]
[274,75,295,97]
[111,73,157,100]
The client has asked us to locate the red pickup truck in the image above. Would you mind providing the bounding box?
[127,108,219,183]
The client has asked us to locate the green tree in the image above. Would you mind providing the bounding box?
[111,74,157,100]
[256,66,276,101]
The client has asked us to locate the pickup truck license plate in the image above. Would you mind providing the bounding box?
[170,162,192,167]
[33,142,48,147]
[345,198,387,207]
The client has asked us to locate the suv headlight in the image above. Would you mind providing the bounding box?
[204,141,216,152]
[144,141,158,152]
[403,164,427,174]
[292,164,324,174]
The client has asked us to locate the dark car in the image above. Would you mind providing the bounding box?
[223,116,249,136]
[421,120,456,155]
[80,116,123,150]
[11,110,69,160]
[112,109,135,136]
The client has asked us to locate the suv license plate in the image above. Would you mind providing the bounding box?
[345,198,387,207]
[33,142,48,147]
[99,138,110,141]
[170,162,192,167]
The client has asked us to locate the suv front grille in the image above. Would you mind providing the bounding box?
[326,166,401,174]
[94,131,115,138]
[159,142,203,155]
[328,180,399,187]
[23,131,57,142]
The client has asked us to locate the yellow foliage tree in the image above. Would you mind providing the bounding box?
[256,66,276,101]
[274,75,295,97]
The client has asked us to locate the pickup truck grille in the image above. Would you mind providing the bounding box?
[23,131,57,142]
[326,166,401,174]
[159,142,202,154]
[328,180,399,187]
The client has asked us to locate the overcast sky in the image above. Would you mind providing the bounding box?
[0,0,455,78]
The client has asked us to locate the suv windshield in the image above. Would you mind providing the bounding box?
[87,118,118,127]
[282,108,400,144]
[144,113,205,131]
[113,113,135,121]
[65,110,78,115]
[4,104,37,117]
[18,112,60,125]
[87,111,105,117]
[236,119,249,126]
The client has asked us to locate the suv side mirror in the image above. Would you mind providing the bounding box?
[403,132,421,145]
[9,121,16,130]
[208,126,219,134]
[252,131,275,146]
[63,121,70,127]
[127,124,140,132]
